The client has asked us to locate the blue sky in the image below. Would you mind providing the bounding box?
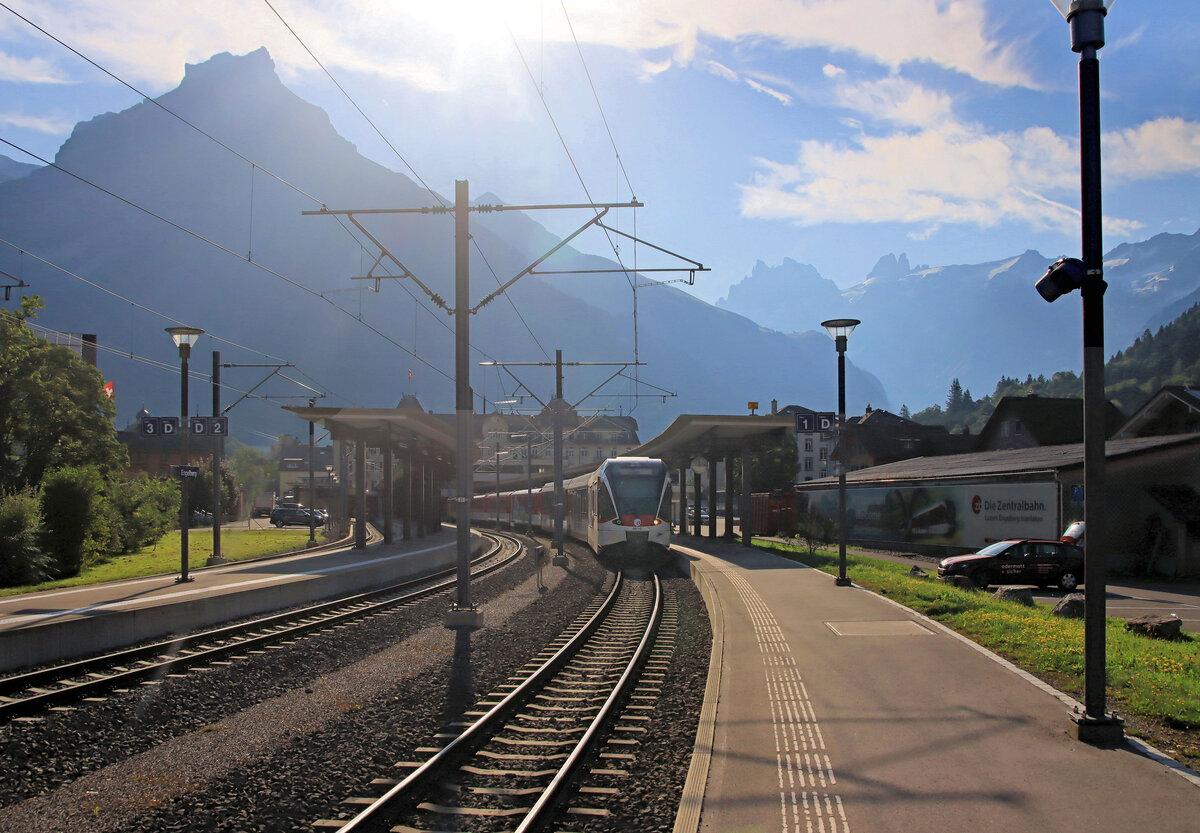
[1,0,1197,306]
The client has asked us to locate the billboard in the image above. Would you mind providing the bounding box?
[800,481,1058,550]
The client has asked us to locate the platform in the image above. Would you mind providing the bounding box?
[0,528,465,673]
[673,537,1200,833]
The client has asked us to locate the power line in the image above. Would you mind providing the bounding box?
[261,0,552,364]
[0,3,469,376]
[0,136,454,385]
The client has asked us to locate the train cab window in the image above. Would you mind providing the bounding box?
[597,483,617,521]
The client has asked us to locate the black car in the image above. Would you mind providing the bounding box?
[270,507,324,528]
[938,539,1084,591]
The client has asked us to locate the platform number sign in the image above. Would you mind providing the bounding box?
[795,412,836,433]
[190,416,228,436]
[140,416,180,436]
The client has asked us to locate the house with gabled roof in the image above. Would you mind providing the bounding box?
[975,395,1125,451]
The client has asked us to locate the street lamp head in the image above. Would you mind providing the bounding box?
[165,326,205,358]
[821,319,861,340]
[1049,0,1113,18]
[1035,256,1087,302]
[1049,0,1112,52]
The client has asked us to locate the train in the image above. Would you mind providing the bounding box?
[466,457,674,571]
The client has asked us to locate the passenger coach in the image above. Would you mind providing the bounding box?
[470,457,673,571]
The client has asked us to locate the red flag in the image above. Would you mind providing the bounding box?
[103,381,115,399]
[408,369,413,380]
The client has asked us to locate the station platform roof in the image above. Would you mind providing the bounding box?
[283,404,457,458]
[630,413,796,463]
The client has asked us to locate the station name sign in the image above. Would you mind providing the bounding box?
[141,416,228,436]
[795,412,836,433]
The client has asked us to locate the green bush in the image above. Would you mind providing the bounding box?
[110,474,178,553]
[38,466,106,578]
[0,490,53,587]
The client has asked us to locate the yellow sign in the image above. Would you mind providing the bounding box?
[748,401,759,410]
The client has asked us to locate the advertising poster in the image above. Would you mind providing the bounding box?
[801,482,1058,550]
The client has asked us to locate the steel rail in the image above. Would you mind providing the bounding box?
[0,532,525,720]
[333,570,663,833]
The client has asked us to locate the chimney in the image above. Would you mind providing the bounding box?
[770,399,778,415]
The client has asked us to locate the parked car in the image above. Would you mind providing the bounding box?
[1061,521,1086,548]
[270,507,324,528]
[190,509,213,527]
[937,539,1085,591]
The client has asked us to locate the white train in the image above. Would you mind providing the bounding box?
[467,457,673,570]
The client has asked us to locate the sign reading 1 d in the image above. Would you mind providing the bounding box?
[794,412,836,433]
[190,416,228,436]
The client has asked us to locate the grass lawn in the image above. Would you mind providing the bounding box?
[756,539,1200,769]
[0,527,320,597]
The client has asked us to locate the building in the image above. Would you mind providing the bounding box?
[836,407,975,470]
[774,402,836,481]
[1113,386,1200,439]
[793,433,1200,577]
[975,394,1125,451]
[118,408,218,478]
[474,407,640,488]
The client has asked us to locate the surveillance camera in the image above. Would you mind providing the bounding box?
[1035,256,1086,303]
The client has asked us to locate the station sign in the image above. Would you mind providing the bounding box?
[174,465,200,479]
[140,416,180,436]
[795,412,836,433]
[189,416,229,436]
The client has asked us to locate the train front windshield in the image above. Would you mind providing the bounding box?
[606,462,667,517]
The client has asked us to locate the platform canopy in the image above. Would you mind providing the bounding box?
[630,414,795,465]
[283,404,457,459]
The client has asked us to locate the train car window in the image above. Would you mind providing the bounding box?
[597,483,617,522]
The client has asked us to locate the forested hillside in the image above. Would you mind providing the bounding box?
[911,302,1200,434]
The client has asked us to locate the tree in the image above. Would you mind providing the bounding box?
[946,378,964,412]
[0,297,127,492]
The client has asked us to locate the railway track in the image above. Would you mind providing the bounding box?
[317,569,665,833]
[0,531,526,722]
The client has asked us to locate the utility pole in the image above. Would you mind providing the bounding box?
[208,351,225,565]
[552,349,566,563]
[304,187,709,628]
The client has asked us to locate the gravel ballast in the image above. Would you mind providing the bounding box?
[0,543,711,833]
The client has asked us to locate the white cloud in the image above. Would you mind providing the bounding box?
[737,118,1151,237]
[705,60,739,82]
[829,75,954,128]
[745,77,792,106]
[0,111,76,134]
[1104,117,1200,180]
[0,51,75,84]
[822,64,845,78]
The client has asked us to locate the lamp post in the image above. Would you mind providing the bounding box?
[166,326,204,584]
[821,318,859,587]
[1037,0,1123,744]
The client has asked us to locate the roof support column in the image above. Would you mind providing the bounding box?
[678,463,688,535]
[383,444,394,544]
[724,454,735,539]
[355,435,367,550]
[707,458,718,539]
[693,469,702,537]
[403,447,413,541]
[740,444,752,547]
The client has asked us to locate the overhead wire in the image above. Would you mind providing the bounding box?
[0,2,465,385]
[261,0,553,366]
[0,136,454,386]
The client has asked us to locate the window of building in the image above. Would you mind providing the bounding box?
[804,438,813,452]
[804,459,813,471]
[819,448,827,460]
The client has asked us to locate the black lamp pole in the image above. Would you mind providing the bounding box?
[1047,0,1123,744]
[166,326,203,584]
[822,319,860,587]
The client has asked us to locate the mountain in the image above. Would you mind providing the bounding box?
[0,49,886,446]
[718,231,1200,411]
[0,155,39,185]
